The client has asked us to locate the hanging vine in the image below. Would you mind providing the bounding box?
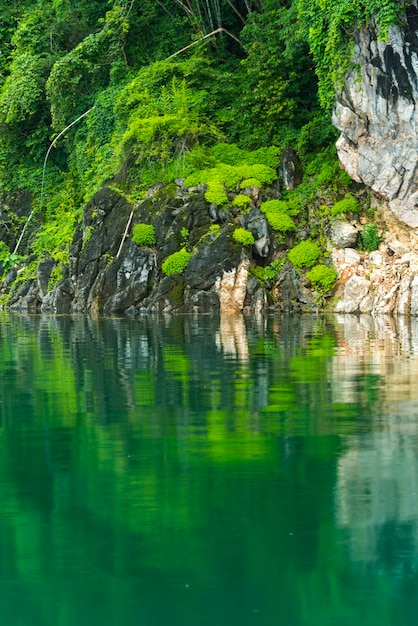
[297,0,410,107]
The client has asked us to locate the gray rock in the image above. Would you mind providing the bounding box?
[241,208,271,257]
[279,147,302,191]
[335,275,371,313]
[330,220,358,248]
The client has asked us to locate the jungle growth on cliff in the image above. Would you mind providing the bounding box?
[0,0,407,309]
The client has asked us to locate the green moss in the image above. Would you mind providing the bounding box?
[132,223,156,247]
[232,194,251,209]
[240,178,261,189]
[306,264,338,293]
[233,227,255,246]
[169,276,185,307]
[288,240,321,269]
[265,211,296,232]
[48,263,63,291]
[162,249,192,276]
[205,179,228,205]
[332,197,361,216]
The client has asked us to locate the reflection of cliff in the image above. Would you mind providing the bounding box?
[333,315,418,567]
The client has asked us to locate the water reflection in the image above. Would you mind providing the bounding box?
[0,313,418,624]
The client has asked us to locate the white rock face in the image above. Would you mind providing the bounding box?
[333,2,418,227]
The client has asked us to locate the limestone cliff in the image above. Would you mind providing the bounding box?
[333,1,418,227]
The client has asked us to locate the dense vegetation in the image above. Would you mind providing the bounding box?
[0,0,407,282]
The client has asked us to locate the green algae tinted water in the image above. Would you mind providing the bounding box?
[1,312,418,625]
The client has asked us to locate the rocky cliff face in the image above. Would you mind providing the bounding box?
[333,1,418,227]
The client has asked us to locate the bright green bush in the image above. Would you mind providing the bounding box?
[265,211,296,232]
[162,249,192,276]
[205,178,228,205]
[306,264,338,293]
[332,197,361,216]
[260,199,288,215]
[233,227,255,246]
[361,223,379,251]
[240,178,261,189]
[251,258,284,283]
[288,240,321,269]
[132,223,156,247]
[185,159,277,205]
[232,194,251,209]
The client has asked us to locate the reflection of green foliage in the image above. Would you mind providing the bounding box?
[162,249,192,276]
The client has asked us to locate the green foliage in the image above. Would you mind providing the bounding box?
[297,0,404,107]
[232,194,251,209]
[332,197,361,216]
[184,144,278,205]
[0,241,21,276]
[260,198,297,232]
[261,199,299,216]
[265,211,296,233]
[233,228,254,246]
[288,240,321,269]
[0,53,49,125]
[132,223,156,247]
[251,257,285,284]
[232,0,319,147]
[306,264,338,293]
[209,224,220,236]
[205,179,228,205]
[162,249,192,276]
[361,223,380,251]
[240,178,261,189]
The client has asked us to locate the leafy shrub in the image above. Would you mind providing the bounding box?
[306,264,338,293]
[251,258,284,283]
[205,178,228,205]
[332,197,361,216]
[162,249,192,276]
[288,240,321,268]
[232,194,251,209]
[265,211,296,232]
[184,159,277,205]
[260,199,288,214]
[0,241,21,276]
[361,223,379,251]
[233,227,255,246]
[240,178,261,189]
[315,163,338,187]
[132,223,156,247]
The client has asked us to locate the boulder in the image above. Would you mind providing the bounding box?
[330,220,358,248]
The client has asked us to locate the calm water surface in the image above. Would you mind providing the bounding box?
[1,312,418,625]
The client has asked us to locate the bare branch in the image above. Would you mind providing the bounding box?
[166,26,242,60]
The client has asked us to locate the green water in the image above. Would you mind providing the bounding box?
[1,312,418,625]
